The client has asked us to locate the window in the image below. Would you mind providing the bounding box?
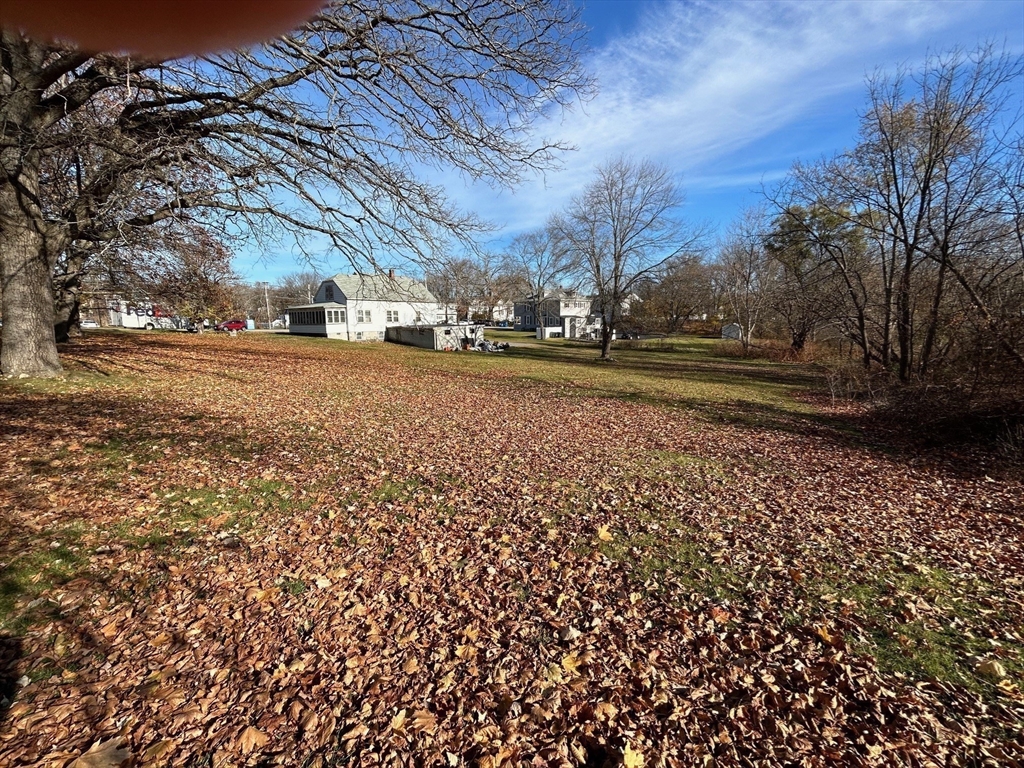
[386,310,399,323]
[325,285,334,301]
[357,309,372,323]
[355,331,363,340]
[339,308,346,323]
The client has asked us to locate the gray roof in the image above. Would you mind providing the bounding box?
[327,273,437,303]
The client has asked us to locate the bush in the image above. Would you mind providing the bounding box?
[710,338,826,363]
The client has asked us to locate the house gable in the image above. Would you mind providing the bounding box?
[314,280,346,304]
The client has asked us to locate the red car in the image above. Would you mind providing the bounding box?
[216,319,247,332]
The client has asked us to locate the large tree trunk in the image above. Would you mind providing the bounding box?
[53,290,82,345]
[0,161,64,378]
[600,322,613,359]
[52,247,88,343]
[790,327,808,352]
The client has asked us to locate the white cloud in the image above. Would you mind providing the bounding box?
[239,0,1018,280]
[439,0,1007,243]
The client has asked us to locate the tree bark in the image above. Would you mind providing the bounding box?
[918,256,947,379]
[600,321,613,359]
[0,157,64,377]
[896,255,914,382]
[53,247,88,343]
[53,286,82,345]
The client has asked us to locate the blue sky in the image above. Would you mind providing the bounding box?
[236,0,1023,283]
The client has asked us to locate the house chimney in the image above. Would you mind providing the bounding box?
[388,268,395,280]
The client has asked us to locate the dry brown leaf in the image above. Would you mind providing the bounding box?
[143,740,176,761]
[623,742,644,768]
[238,725,268,754]
[976,658,1007,679]
[70,739,130,768]
[411,709,437,734]
[561,652,582,674]
[391,709,408,732]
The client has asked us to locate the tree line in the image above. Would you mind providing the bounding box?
[498,47,1023,416]
[716,48,1023,415]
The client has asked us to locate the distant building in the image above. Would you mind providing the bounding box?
[514,289,600,339]
[287,271,439,341]
[467,300,514,324]
[721,322,742,340]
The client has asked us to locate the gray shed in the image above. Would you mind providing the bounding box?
[386,324,484,351]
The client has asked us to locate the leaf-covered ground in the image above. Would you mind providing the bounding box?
[1,331,1021,767]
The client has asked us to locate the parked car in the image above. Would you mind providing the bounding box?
[80,319,99,329]
[215,319,247,332]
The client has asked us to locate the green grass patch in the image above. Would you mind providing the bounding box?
[281,578,308,596]
[803,561,1024,697]
[375,333,823,428]
[371,477,424,503]
[599,525,740,601]
[0,478,313,634]
[0,523,88,634]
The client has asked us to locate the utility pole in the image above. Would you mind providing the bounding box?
[260,281,272,329]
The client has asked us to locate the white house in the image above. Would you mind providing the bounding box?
[514,289,600,339]
[287,271,439,341]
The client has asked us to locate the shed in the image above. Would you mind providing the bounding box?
[721,323,742,340]
[386,324,484,351]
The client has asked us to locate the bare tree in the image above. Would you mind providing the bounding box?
[785,45,1023,382]
[0,0,593,376]
[274,271,323,308]
[473,251,524,323]
[503,226,580,329]
[426,256,482,321]
[152,231,239,328]
[716,208,776,353]
[554,156,700,358]
[630,255,712,334]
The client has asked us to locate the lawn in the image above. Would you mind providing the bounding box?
[1,331,1022,766]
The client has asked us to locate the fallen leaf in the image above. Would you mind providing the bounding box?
[976,658,1007,679]
[238,725,268,754]
[70,739,130,768]
[623,742,644,768]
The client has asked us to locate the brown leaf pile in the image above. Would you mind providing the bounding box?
[1,333,1022,767]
